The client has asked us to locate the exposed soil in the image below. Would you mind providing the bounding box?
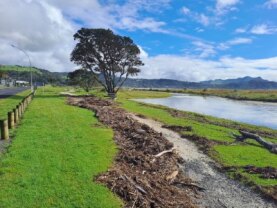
[68,96,197,208]
[244,166,277,179]
[162,125,193,132]
[130,114,276,208]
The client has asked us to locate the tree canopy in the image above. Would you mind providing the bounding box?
[71,28,143,96]
[67,69,96,92]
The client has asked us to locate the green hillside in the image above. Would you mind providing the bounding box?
[0,65,41,74]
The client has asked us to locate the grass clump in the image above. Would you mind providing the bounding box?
[0,86,122,208]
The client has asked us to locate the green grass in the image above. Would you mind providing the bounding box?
[0,65,41,74]
[0,90,31,120]
[0,86,122,208]
[116,90,277,187]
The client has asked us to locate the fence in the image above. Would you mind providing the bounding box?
[0,91,35,140]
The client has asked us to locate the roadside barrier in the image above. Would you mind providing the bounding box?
[0,91,35,140]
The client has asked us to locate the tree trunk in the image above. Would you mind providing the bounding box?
[234,130,277,154]
[108,92,117,99]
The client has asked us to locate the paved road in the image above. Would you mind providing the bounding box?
[0,87,29,99]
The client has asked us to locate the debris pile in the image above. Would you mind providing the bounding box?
[69,97,196,208]
[162,125,192,132]
[244,166,277,179]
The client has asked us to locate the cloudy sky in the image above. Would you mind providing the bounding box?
[0,0,277,81]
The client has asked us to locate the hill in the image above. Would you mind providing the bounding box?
[123,76,277,89]
[0,65,67,85]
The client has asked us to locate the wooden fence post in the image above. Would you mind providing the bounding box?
[20,103,23,116]
[0,119,9,140]
[17,105,21,119]
[8,111,15,129]
[22,99,25,112]
[13,108,18,124]
[25,98,28,109]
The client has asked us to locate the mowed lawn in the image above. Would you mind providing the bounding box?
[0,89,31,120]
[0,87,122,208]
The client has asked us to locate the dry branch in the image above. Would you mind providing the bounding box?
[123,174,148,195]
[154,147,176,158]
[233,130,277,154]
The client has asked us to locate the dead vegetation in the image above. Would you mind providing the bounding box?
[68,96,197,208]
[243,166,277,179]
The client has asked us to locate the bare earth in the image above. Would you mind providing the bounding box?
[130,114,276,208]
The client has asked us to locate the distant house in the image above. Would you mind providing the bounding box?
[0,78,16,87]
[15,80,29,86]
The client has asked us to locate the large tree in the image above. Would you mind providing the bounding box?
[67,69,96,92]
[71,28,143,98]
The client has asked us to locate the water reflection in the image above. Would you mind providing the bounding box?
[134,94,277,129]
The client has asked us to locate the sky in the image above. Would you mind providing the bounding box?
[0,0,276,82]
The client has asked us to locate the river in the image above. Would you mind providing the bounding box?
[134,94,277,129]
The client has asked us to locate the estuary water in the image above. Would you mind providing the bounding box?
[134,94,277,129]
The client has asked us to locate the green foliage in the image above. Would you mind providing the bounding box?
[67,69,96,92]
[0,87,122,208]
[71,28,143,94]
[0,65,67,85]
[0,65,41,74]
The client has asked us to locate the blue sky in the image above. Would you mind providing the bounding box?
[115,0,277,59]
[0,0,276,81]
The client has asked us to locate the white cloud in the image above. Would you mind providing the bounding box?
[0,0,75,71]
[181,0,240,27]
[0,0,170,72]
[117,17,166,32]
[250,24,277,34]
[181,7,190,15]
[215,0,240,15]
[218,37,252,50]
[192,41,216,58]
[216,0,240,9]
[227,37,252,45]
[138,46,149,59]
[192,37,252,57]
[198,14,210,26]
[139,54,277,82]
[265,0,277,8]
[235,27,247,33]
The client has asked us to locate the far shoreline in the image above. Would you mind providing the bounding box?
[130,88,277,103]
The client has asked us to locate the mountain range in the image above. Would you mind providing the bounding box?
[2,65,277,89]
[123,76,277,89]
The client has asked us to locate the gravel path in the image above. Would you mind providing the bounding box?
[130,114,276,208]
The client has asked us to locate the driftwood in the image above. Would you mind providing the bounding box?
[166,170,179,182]
[122,174,148,195]
[154,147,176,158]
[151,148,176,163]
[233,130,277,154]
[173,181,206,191]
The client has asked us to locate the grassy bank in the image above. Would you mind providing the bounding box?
[117,90,277,191]
[0,87,122,207]
[0,90,31,120]
[142,88,277,102]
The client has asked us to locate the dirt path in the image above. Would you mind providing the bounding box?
[130,114,276,208]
